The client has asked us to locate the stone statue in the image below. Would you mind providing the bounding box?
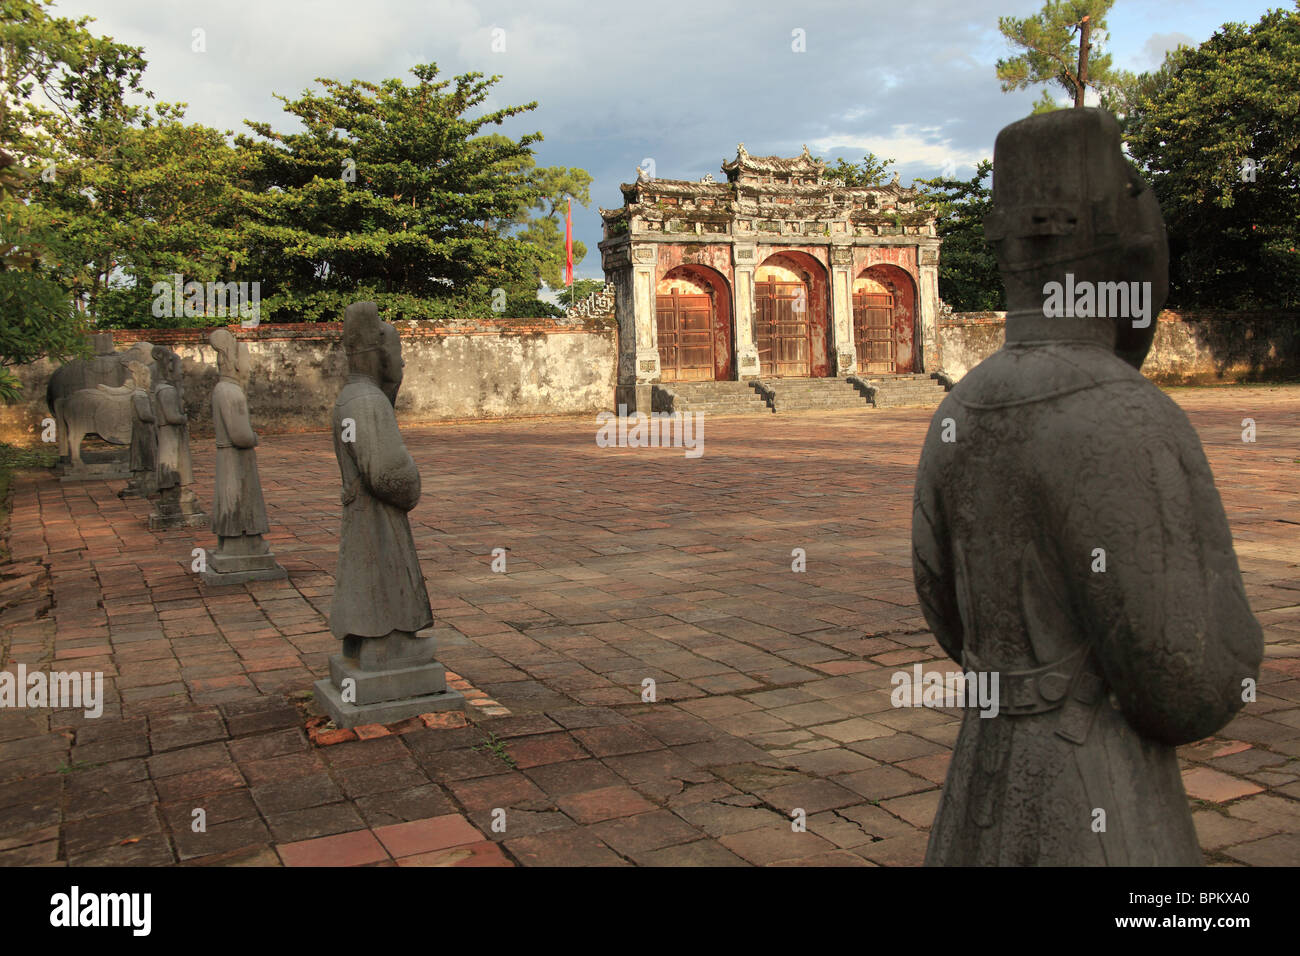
[148,346,208,530]
[116,361,158,499]
[50,335,157,480]
[55,374,136,476]
[912,108,1263,866]
[202,328,285,585]
[314,302,462,727]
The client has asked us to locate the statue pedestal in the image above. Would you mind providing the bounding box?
[118,476,158,499]
[149,492,210,531]
[314,630,464,729]
[59,448,130,483]
[200,549,287,586]
[61,462,131,482]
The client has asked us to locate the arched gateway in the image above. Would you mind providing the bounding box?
[655,265,732,382]
[854,264,918,374]
[599,144,941,410]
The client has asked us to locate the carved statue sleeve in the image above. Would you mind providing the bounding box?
[912,438,964,664]
[159,386,187,425]
[1063,403,1263,746]
[219,388,257,449]
[131,390,155,423]
[350,392,421,512]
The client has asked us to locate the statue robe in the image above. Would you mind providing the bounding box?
[128,388,156,474]
[211,379,269,537]
[154,382,193,491]
[912,316,1263,866]
[329,374,432,641]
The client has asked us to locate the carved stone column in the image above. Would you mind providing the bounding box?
[627,243,661,411]
[732,243,760,379]
[918,243,942,372]
[830,244,857,375]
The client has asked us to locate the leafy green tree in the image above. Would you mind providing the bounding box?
[1124,6,1299,308]
[35,106,249,327]
[235,64,553,322]
[0,0,150,395]
[915,160,1005,312]
[996,0,1127,111]
[821,152,895,187]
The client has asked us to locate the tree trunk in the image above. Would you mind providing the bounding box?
[1075,16,1092,108]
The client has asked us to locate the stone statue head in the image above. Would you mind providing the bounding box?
[209,328,251,384]
[378,321,404,406]
[343,301,387,385]
[151,346,183,388]
[124,360,151,390]
[984,108,1168,369]
[91,332,115,356]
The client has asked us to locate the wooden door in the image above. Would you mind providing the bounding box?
[655,290,714,382]
[853,292,895,373]
[754,278,810,378]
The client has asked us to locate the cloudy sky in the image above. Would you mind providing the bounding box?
[50,0,1284,280]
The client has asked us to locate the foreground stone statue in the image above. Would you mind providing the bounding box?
[148,346,208,530]
[315,302,462,728]
[912,108,1263,866]
[202,329,285,585]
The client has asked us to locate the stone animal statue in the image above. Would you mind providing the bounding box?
[54,367,144,468]
[46,337,154,421]
[48,335,157,465]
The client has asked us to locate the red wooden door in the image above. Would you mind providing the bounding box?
[853,292,895,373]
[656,290,715,382]
[754,278,811,378]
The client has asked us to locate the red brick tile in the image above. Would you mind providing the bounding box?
[373,814,484,858]
[277,829,388,867]
[557,786,656,825]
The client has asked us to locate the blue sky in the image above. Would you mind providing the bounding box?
[51,0,1291,281]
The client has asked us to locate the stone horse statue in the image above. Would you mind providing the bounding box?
[54,362,148,469]
[48,335,156,473]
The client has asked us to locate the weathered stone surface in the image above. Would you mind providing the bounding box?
[313,679,465,730]
[203,328,283,586]
[913,108,1264,866]
[149,346,207,529]
[49,335,155,477]
[315,302,463,727]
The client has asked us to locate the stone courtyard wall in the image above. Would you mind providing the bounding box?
[939,310,1300,384]
[0,318,617,445]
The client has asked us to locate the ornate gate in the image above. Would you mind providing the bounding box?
[754,277,811,378]
[853,291,895,374]
[655,289,715,382]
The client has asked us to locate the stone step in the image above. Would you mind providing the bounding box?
[773,399,872,409]
[676,398,770,409]
[676,403,772,415]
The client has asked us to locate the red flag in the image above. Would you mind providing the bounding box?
[564,197,574,288]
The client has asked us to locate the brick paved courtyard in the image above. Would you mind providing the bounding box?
[1,385,1298,866]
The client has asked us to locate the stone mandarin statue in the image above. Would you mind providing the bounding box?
[117,361,158,499]
[911,108,1263,866]
[202,328,285,585]
[148,346,208,530]
[315,303,462,728]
